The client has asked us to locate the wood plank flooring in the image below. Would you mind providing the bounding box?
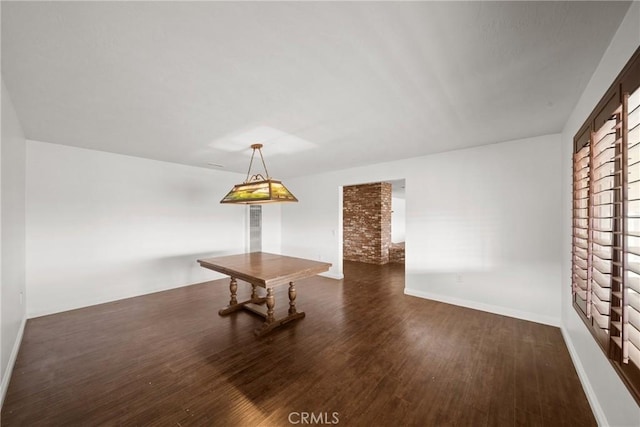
[2,261,596,426]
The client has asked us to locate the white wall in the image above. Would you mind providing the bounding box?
[261,204,282,254]
[282,133,562,326]
[1,79,27,404]
[25,141,251,317]
[560,2,640,425]
[391,196,406,243]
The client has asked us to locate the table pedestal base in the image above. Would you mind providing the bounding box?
[252,310,305,337]
[218,279,304,336]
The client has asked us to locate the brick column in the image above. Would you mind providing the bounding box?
[343,182,392,264]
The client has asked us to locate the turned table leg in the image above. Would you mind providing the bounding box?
[218,277,246,315]
[228,277,238,306]
[288,282,297,315]
[251,283,258,300]
[254,285,305,336]
[265,288,275,324]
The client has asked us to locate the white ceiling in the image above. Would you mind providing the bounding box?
[1,1,631,178]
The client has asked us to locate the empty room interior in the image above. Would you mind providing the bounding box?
[2,1,640,426]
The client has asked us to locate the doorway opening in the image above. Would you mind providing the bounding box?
[341,179,405,271]
[389,180,406,265]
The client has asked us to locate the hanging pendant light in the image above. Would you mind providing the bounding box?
[220,144,298,204]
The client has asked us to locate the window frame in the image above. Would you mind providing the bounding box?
[572,45,640,405]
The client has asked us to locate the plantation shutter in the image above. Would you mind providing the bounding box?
[572,46,640,404]
[623,86,640,368]
[572,133,590,318]
[590,108,618,334]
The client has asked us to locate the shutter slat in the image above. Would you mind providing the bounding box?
[629,306,640,331]
[628,289,640,313]
[592,308,610,329]
[593,280,611,301]
[629,341,640,368]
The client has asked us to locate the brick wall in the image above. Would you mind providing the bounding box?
[389,242,405,264]
[343,182,392,264]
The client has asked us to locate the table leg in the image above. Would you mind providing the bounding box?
[265,288,275,323]
[254,285,305,337]
[288,282,297,315]
[229,277,238,306]
[219,277,263,316]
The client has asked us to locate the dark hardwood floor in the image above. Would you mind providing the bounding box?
[2,261,596,426]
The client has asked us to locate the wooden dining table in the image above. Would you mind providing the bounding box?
[197,252,332,336]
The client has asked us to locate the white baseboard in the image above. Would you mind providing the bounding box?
[320,271,344,280]
[27,280,205,319]
[560,327,607,426]
[1,315,27,408]
[403,288,560,327]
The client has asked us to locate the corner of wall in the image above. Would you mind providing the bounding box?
[0,315,27,408]
[559,326,607,426]
[1,77,28,410]
[0,316,26,408]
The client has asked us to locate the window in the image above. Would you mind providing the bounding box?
[572,46,640,404]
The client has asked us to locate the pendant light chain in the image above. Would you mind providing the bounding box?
[245,148,257,183]
[257,146,270,179]
[244,144,269,183]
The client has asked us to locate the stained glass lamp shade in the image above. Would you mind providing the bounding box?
[221,179,298,204]
[220,144,298,204]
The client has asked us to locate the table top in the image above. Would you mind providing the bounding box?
[197,252,332,288]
